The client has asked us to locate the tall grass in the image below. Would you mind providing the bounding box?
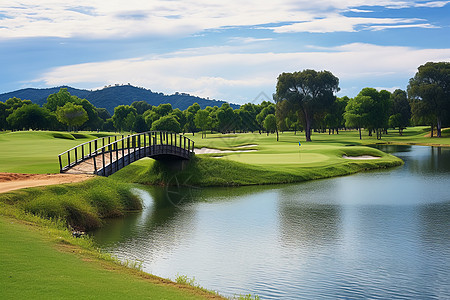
[0,177,141,230]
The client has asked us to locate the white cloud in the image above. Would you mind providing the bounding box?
[34,43,450,102]
[270,16,430,33]
[0,0,446,38]
[415,1,450,8]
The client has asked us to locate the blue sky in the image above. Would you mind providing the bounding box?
[1,0,449,105]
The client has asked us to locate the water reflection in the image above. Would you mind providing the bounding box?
[93,145,450,299]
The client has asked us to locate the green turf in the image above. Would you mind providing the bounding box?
[0,127,448,174]
[0,216,217,299]
[0,131,123,174]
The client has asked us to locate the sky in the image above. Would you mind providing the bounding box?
[1,1,449,105]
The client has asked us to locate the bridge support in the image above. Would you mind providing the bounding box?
[160,159,189,172]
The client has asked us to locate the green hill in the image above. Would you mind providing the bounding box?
[0,85,239,114]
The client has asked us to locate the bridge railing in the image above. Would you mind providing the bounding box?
[58,134,124,173]
[58,131,195,174]
[95,131,194,176]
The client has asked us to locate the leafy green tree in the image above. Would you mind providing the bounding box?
[151,115,181,132]
[103,118,115,132]
[96,107,111,121]
[344,95,374,140]
[408,62,450,137]
[132,114,147,133]
[5,97,33,113]
[56,102,88,131]
[153,103,173,117]
[264,114,278,140]
[276,69,339,141]
[112,105,137,132]
[44,88,76,111]
[236,103,259,132]
[183,103,201,134]
[194,109,212,138]
[216,103,236,133]
[170,108,187,130]
[357,88,391,139]
[6,104,53,130]
[324,96,348,134]
[256,103,275,134]
[0,102,7,130]
[131,101,152,115]
[79,99,102,130]
[389,89,411,135]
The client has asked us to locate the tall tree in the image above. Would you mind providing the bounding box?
[6,104,53,130]
[44,88,75,111]
[357,88,391,139]
[216,103,236,133]
[276,70,339,141]
[131,101,152,115]
[389,89,411,135]
[112,105,137,132]
[56,102,88,131]
[0,102,8,130]
[263,114,278,140]
[194,109,212,138]
[344,95,374,140]
[151,115,181,132]
[408,62,450,137]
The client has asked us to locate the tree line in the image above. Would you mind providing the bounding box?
[1,62,448,140]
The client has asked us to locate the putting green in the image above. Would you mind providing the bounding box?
[224,152,330,165]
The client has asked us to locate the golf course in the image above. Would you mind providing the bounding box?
[1,127,449,299]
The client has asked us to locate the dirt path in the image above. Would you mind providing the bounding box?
[0,173,94,194]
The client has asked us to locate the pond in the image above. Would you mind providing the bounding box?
[92,145,450,299]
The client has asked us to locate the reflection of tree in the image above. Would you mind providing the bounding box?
[92,186,198,260]
[277,201,341,248]
[407,147,450,175]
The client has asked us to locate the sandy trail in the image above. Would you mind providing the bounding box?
[0,173,94,194]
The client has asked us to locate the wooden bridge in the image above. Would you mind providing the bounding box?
[58,131,195,176]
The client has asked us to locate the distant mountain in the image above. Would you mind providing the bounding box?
[0,85,240,114]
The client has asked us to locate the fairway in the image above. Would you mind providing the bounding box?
[0,131,120,174]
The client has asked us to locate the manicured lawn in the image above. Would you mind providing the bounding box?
[0,131,120,173]
[0,216,220,299]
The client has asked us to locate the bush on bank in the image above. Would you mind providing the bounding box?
[0,177,141,231]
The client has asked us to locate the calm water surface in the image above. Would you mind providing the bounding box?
[93,145,450,299]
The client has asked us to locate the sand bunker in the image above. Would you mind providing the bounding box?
[195,147,257,154]
[342,155,380,160]
[0,172,94,194]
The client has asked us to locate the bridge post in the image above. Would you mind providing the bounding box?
[102,148,105,174]
[110,145,113,175]
[122,137,125,168]
[59,155,62,173]
[149,132,152,156]
[115,143,119,172]
[89,142,92,158]
[93,154,97,174]
[95,140,98,155]
[138,134,141,158]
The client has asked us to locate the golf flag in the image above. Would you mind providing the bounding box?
[299,142,301,146]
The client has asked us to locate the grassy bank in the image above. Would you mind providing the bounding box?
[0,177,141,231]
[0,215,223,299]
